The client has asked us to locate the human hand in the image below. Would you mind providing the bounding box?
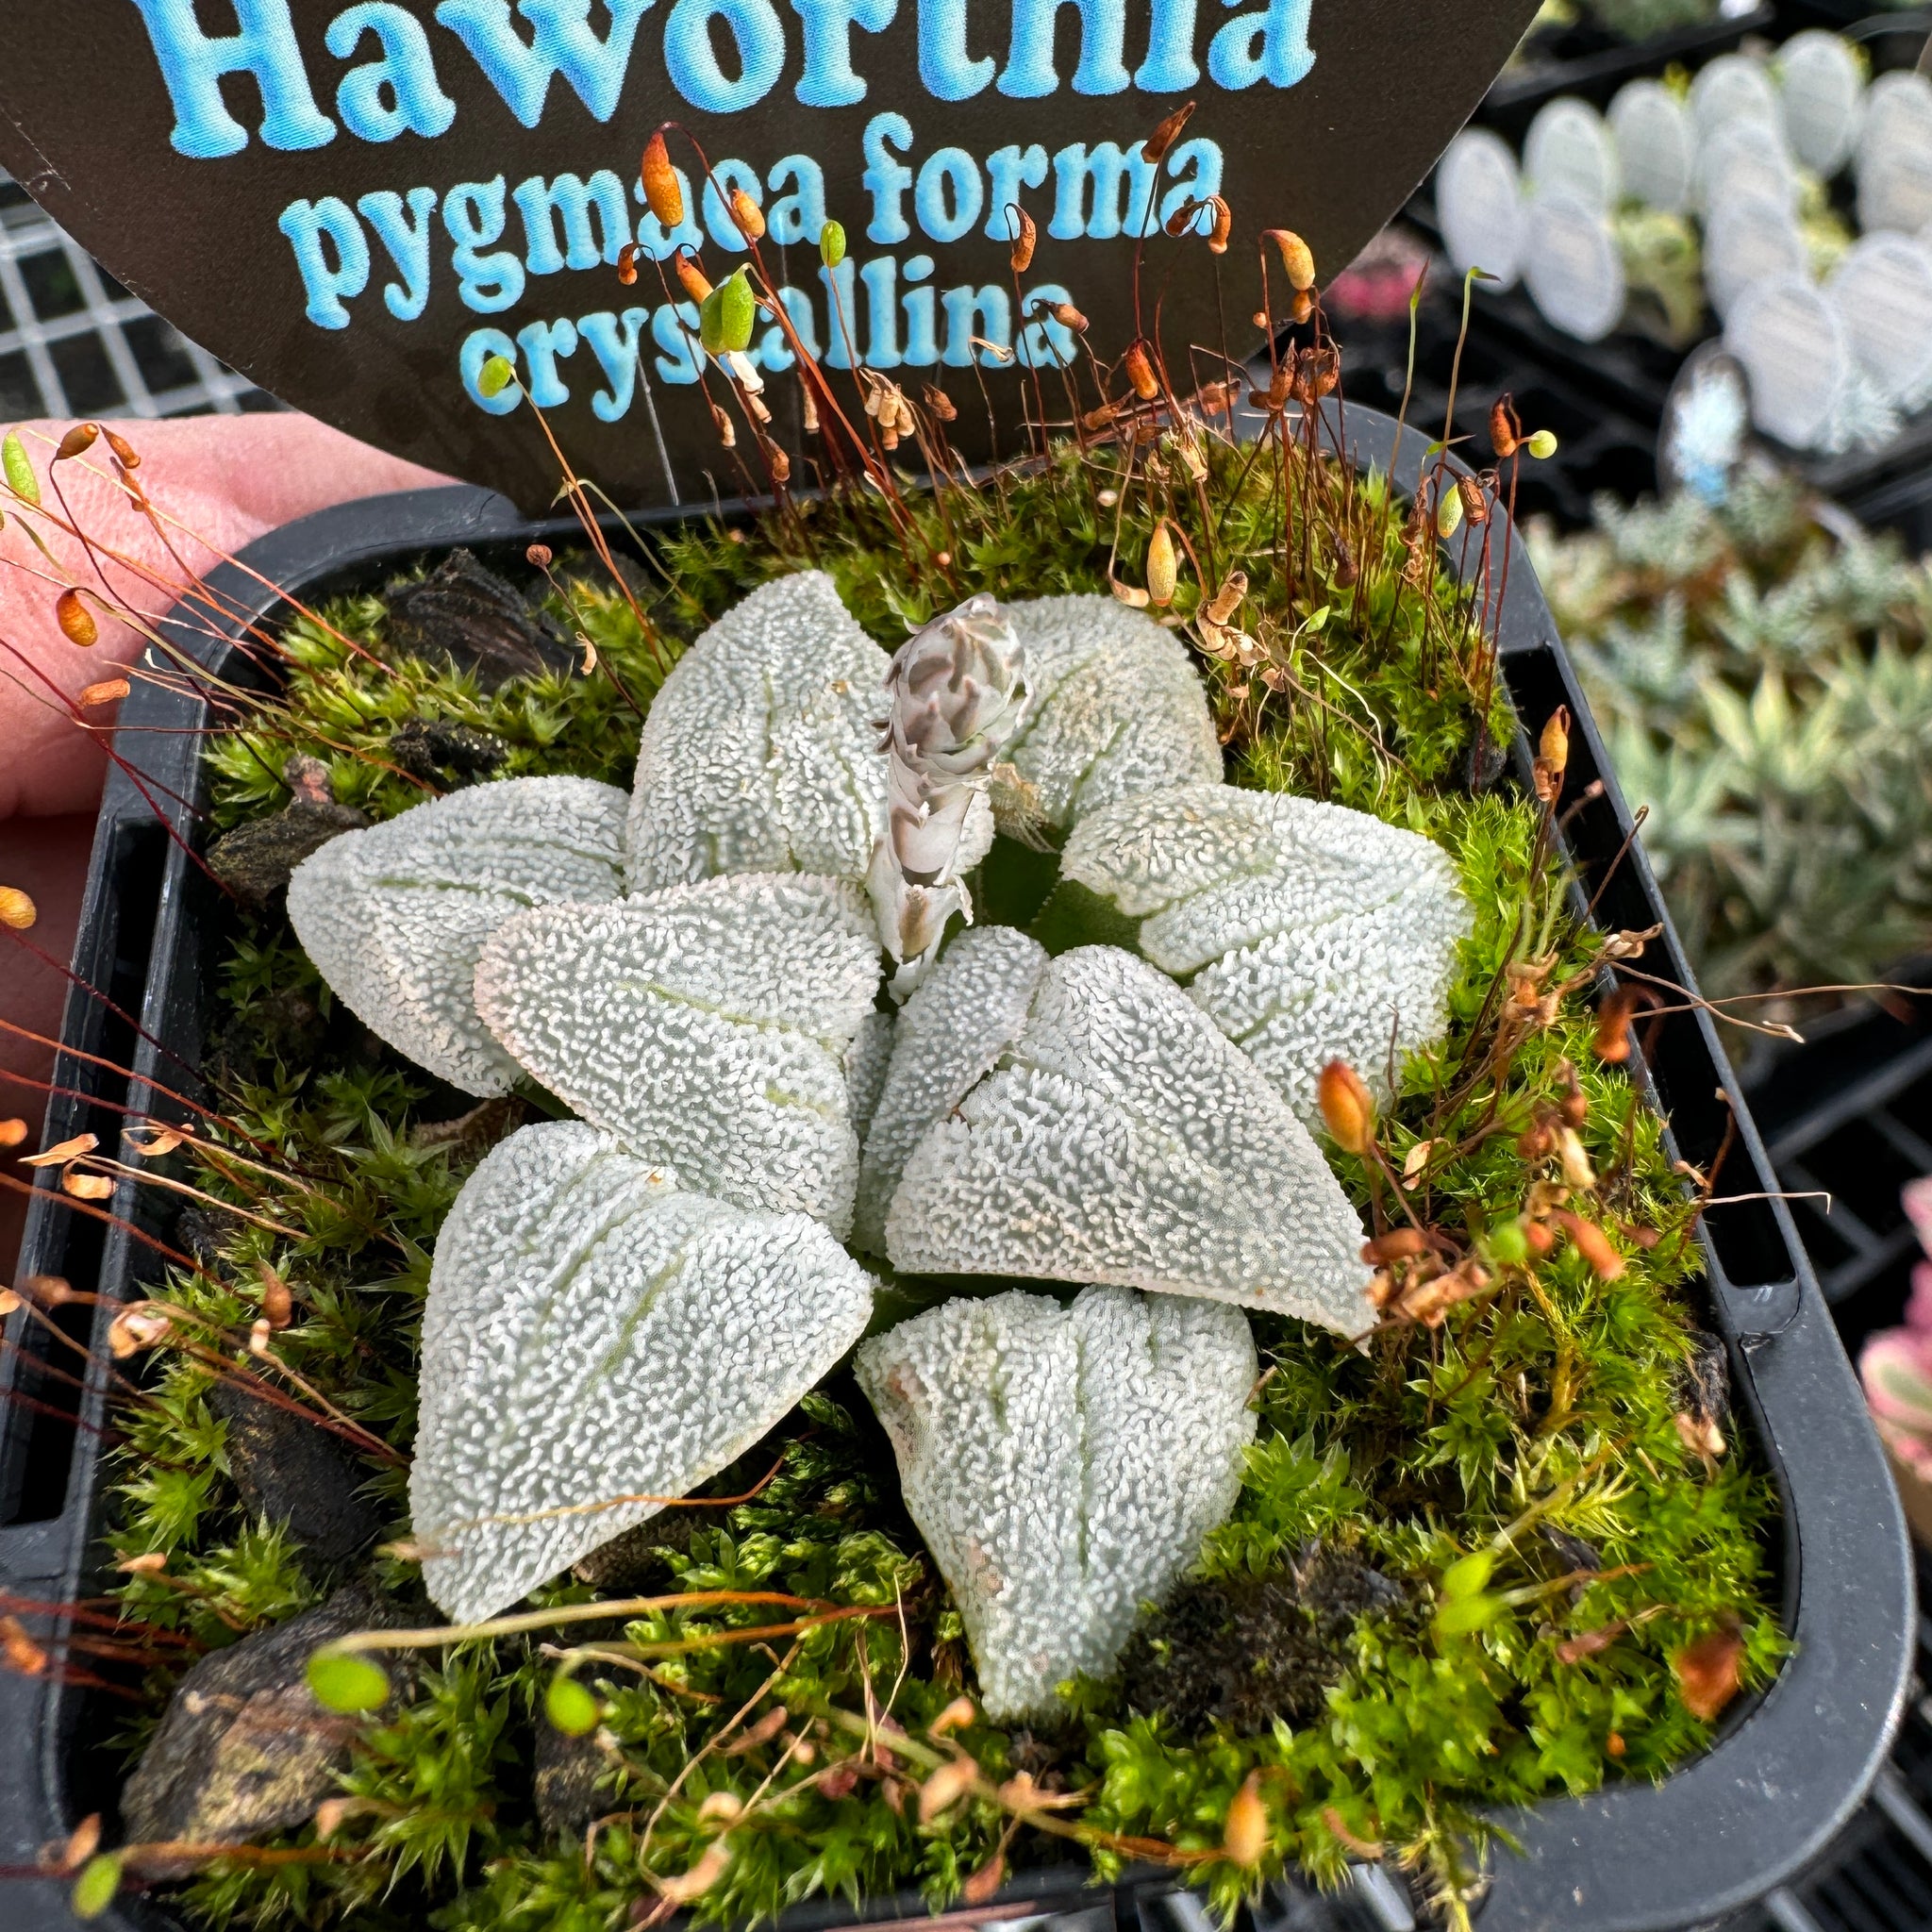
[2,412,451,1276]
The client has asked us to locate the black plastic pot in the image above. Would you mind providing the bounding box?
[0,403,1910,1932]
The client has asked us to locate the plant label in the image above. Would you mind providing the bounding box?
[1524,97,1618,213]
[1696,116,1796,217]
[1825,233,1932,409]
[1523,192,1624,343]
[1436,129,1525,292]
[0,0,1540,510]
[1609,79,1692,216]
[1725,278,1849,452]
[1777,29,1862,180]
[1858,75,1932,239]
[1702,192,1807,321]
[1690,53,1780,142]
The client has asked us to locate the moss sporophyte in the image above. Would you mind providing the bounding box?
[0,236,1774,1932]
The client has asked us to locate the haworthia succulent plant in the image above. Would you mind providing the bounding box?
[852,924,1049,1256]
[1060,784,1472,1120]
[867,594,1028,983]
[625,571,891,894]
[475,874,881,1234]
[885,946,1374,1334]
[287,776,629,1096]
[855,1285,1256,1722]
[996,595,1222,833]
[844,1009,896,1141]
[412,1122,874,1624]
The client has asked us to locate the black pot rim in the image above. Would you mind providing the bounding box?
[0,401,1910,1932]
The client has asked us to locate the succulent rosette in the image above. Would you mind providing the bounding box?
[286,569,1474,1702]
[1860,1176,1932,1486]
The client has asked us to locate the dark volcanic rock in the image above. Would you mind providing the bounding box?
[534,1724,609,1836]
[121,1579,408,1863]
[207,799,366,908]
[408,1095,528,1165]
[383,549,574,691]
[389,717,511,785]
[569,1512,697,1594]
[206,1380,380,1570]
[1681,1329,1732,1432]
[1119,1543,1405,1739]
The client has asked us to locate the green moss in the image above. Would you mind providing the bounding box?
[108,435,1777,1932]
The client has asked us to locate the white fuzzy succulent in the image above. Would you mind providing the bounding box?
[412,1121,874,1624]
[855,1285,1257,1722]
[995,595,1224,832]
[852,924,1049,1256]
[288,776,628,1096]
[279,566,1467,1688]
[626,571,891,893]
[885,947,1376,1334]
[1060,783,1474,1120]
[475,875,881,1233]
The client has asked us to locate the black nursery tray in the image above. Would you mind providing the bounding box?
[0,403,1911,1932]
[1476,4,1778,143]
[1424,12,1932,540]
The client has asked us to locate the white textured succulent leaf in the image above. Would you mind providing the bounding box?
[287,776,629,1096]
[475,874,882,1233]
[853,925,1049,1255]
[855,1285,1255,1722]
[413,1122,874,1624]
[997,595,1222,832]
[626,572,891,893]
[1061,784,1472,1120]
[844,1009,896,1141]
[886,946,1373,1333]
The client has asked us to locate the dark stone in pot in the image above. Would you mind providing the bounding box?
[120,1578,408,1867]
[382,549,574,691]
[1119,1542,1405,1739]
[534,1724,611,1837]
[206,799,366,908]
[206,1379,381,1571]
[389,717,510,784]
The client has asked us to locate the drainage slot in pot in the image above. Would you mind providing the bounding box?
[0,818,164,1529]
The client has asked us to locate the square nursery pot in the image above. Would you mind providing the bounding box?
[0,400,1911,1932]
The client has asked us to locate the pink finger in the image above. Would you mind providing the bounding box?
[0,414,451,820]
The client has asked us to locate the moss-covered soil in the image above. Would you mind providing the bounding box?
[95,434,1779,1932]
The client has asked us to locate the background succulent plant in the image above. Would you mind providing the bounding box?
[1533,475,1932,999]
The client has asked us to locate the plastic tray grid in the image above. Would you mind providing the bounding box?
[1732,1555,1932,1932]
[0,169,267,421]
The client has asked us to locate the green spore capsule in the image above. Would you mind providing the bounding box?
[701,267,756,357]
[477,355,518,400]
[72,1855,123,1921]
[4,429,42,507]
[820,220,846,268]
[307,1645,391,1713]
[1440,1549,1494,1599]
[545,1672,600,1736]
